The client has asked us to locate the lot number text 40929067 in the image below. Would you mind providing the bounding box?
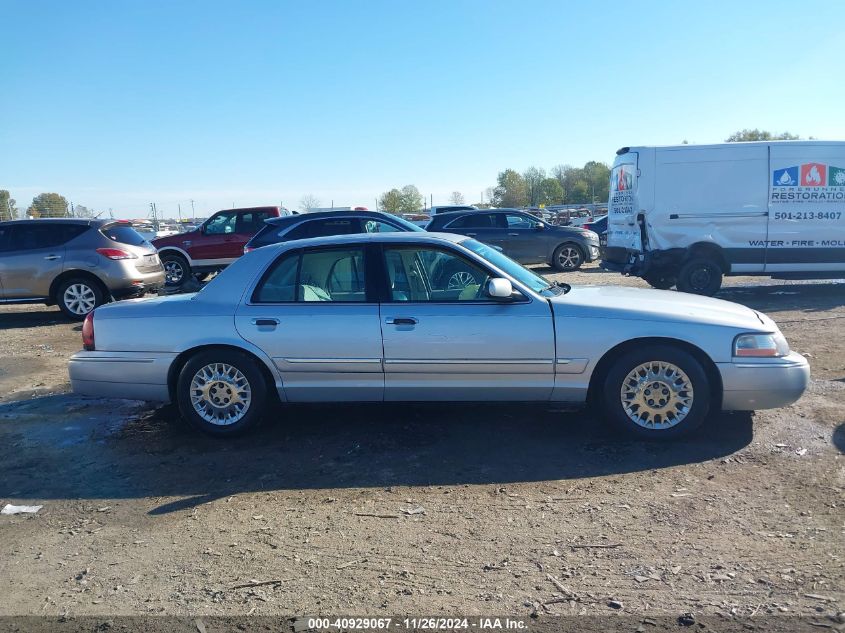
[306,617,528,630]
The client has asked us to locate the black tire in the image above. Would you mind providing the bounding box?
[552,243,585,271]
[643,272,677,290]
[161,253,190,286]
[176,349,268,437]
[600,344,711,440]
[56,277,105,320]
[676,257,722,296]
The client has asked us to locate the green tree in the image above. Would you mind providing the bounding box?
[537,178,564,206]
[492,169,528,208]
[582,161,611,204]
[726,129,800,142]
[0,190,17,220]
[522,166,546,206]
[27,192,69,218]
[379,188,403,213]
[399,185,423,213]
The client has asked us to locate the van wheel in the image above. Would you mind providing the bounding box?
[57,277,104,320]
[161,253,190,286]
[176,349,267,436]
[677,258,722,296]
[643,273,676,290]
[552,243,584,271]
[601,345,711,439]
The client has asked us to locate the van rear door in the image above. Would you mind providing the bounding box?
[606,152,641,259]
[767,143,845,273]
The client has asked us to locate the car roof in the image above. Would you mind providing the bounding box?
[0,218,107,226]
[430,208,523,217]
[263,210,406,226]
[262,231,466,251]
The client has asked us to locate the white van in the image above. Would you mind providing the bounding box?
[602,141,845,294]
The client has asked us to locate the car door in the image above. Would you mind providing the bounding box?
[501,212,547,263]
[235,244,384,402]
[0,223,68,299]
[379,242,556,401]
[230,210,274,257]
[190,210,239,264]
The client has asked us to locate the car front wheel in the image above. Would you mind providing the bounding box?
[57,277,104,320]
[176,349,268,436]
[676,257,722,296]
[552,243,584,271]
[601,345,711,439]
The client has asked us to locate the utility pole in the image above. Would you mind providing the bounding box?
[430,194,433,209]
[375,198,378,212]
[178,203,182,222]
[190,199,195,219]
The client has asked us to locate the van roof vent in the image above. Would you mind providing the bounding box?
[616,147,630,156]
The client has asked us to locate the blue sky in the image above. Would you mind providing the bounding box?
[2,0,843,217]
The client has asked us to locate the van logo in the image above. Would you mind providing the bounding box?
[830,166,845,186]
[800,163,827,187]
[773,167,798,186]
[615,166,633,191]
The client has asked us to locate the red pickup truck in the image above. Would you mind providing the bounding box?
[153,206,282,285]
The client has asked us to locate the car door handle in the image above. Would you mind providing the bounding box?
[252,318,280,327]
[44,255,61,261]
[385,317,418,325]
[508,232,520,236]
[465,232,477,236]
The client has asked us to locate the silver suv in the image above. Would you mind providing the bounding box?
[0,219,165,319]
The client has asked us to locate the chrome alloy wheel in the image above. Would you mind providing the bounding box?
[164,260,185,284]
[447,270,476,290]
[189,363,252,426]
[557,246,582,270]
[63,283,97,315]
[620,361,694,429]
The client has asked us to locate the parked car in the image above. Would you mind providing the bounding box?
[426,208,599,271]
[0,219,164,319]
[603,141,845,294]
[70,232,808,438]
[153,206,282,285]
[244,210,424,252]
[583,215,608,257]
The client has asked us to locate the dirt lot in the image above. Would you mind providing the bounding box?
[0,265,843,628]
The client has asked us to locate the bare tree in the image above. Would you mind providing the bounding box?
[449,191,465,205]
[298,194,321,212]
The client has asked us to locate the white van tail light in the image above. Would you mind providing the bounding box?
[733,333,789,358]
[82,311,95,351]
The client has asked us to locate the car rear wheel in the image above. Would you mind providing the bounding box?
[57,277,104,320]
[552,243,584,271]
[161,253,190,286]
[676,257,722,296]
[601,345,711,439]
[176,349,267,436]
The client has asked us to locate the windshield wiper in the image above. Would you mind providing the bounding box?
[542,281,571,294]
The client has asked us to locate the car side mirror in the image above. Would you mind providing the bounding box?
[486,277,514,299]
[535,222,545,230]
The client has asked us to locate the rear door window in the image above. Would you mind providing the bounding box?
[100,223,147,245]
[9,223,89,250]
[446,214,497,229]
[253,246,367,303]
[286,218,364,240]
[237,210,274,234]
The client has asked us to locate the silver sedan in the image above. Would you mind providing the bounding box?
[69,233,809,438]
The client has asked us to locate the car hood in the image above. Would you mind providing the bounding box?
[550,286,770,330]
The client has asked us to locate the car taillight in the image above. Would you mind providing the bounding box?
[82,311,95,351]
[96,248,137,260]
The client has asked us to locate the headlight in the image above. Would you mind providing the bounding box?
[733,332,790,358]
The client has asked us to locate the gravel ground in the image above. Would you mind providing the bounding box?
[0,264,843,628]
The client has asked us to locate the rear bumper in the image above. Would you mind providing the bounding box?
[717,352,810,411]
[69,351,175,403]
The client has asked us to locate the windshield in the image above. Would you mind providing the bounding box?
[460,238,551,294]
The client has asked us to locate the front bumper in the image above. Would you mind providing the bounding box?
[69,351,175,402]
[718,351,810,411]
